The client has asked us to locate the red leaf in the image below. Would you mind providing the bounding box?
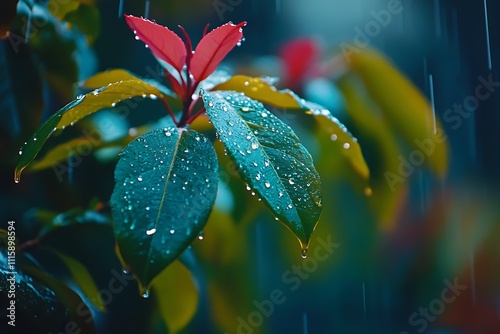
[125,15,186,73]
[190,22,246,82]
[279,38,319,89]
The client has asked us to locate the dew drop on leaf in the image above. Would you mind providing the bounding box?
[301,249,308,259]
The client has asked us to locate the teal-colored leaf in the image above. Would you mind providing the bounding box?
[202,91,322,250]
[14,79,164,182]
[111,128,218,293]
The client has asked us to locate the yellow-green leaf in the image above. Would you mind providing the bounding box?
[347,50,448,176]
[213,75,369,180]
[82,69,143,89]
[152,261,198,334]
[213,75,299,108]
[49,248,106,312]
[15,79,164,182]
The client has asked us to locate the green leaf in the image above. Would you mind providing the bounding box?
[202,91,322,250]
[213,75,369,180]
[48,248,106,312]
[15,79,164,182]
[111,128,218,293]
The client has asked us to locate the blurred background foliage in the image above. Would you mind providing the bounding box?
[1,0,500,333]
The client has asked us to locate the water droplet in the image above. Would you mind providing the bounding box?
[301,249,308,259]
[241,107,249,112]
[145,44,149,48]
[145,206,150,211]
[343,143,350,149]
[251,142,258,150]
[142,290,150,298]
[288,179,295,185]
[265,182,271,188]
[122,268,130,275]
[135,36,140,40]
[256,174,261,180]
[165,131,171,137]
[18,150,22,155]
[330,134,337,141]
[208,101,214,107]
[146,228,156,235]
[149,94,157,99]
[170,229,175,234]
[198,231,204,240]
[138,177,143,182]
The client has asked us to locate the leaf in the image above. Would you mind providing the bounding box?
[22,265,96,334]
[49,248,106,312]
[38,209,110,238]
[190,22,246,82]
[337,75,407,229]
[82,69,144,88]
[82,68,177,100]
[125,15,186,73]
[15,79,164,182]
[111,128,218,292]
[347,50,448,176]
[279,38,319,89]
[213,75,369,179]
[64,4,101,43]
[153,261,198,333]
[0,251,94,333]
[28,136,102,172]
[202,91,322,249]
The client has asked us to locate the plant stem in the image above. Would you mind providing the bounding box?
[161,97,179,126]
[184,106,206,125]
[18,238,41,253]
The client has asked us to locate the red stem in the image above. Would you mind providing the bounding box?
[161,97,179,126]
[184,106,206,125]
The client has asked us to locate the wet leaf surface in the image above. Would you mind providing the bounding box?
[111,128,218,292]
[202,90,322,249]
